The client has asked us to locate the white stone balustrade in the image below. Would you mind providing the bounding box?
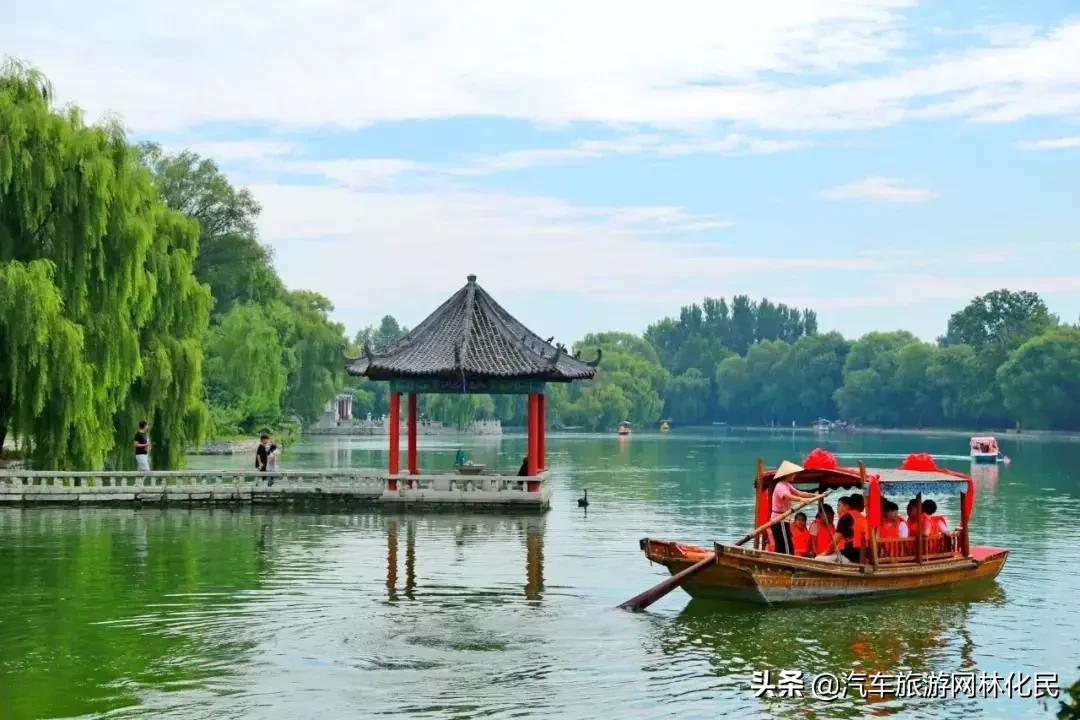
[0,468,551,509]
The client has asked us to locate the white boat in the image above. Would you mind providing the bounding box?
[970,436,1006,464]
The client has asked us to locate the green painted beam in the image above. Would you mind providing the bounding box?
[389,378,547,395]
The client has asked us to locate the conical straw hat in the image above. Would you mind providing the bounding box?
[773,460,804,479]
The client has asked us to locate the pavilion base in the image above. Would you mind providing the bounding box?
[384,470,552,510]
[0,469,553,512]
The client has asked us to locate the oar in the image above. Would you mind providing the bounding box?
[617,489,831,612]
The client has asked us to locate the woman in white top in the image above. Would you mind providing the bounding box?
[769,461,820,555]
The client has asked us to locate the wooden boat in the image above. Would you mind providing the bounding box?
[638,451,1008,605]
[617,421,632,436]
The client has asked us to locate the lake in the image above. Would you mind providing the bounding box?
[1,429,1078,719]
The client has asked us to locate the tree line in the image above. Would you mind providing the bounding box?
[0,65,346,469]
[349,293,1077,433]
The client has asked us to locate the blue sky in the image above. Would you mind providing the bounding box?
[5,0,1080,343]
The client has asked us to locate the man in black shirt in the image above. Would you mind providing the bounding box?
[255,434,270,471]
[133,421,151,472]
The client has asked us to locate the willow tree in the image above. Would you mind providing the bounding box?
[0,63,210,468]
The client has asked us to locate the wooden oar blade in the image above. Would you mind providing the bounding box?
[617,552,715,612]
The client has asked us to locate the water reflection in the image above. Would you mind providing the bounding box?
[970,464,999,490]
[649,583,1007,718]
[383,515,546,605]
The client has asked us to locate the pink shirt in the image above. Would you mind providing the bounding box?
[771,480,795,520]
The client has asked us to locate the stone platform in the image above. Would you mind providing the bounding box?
[0,469,552,511]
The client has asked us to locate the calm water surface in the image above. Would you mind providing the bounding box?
[2,430,1078,719]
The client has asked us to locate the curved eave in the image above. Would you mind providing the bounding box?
[347,364,595,382]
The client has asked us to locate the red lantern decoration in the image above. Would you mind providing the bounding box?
[803,448,838,470]
[900,452,938,472]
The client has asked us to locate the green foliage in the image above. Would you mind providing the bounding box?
[204,303,288,429]
[665,368,711,425]
[548,333,667,430]
[997,327,1080,429]
[943,289,1055,351]
[143,144,348,433]
[425,394,495,429]
[0,64,210,468]
[355,315,409,352]
[139,142,281,316]
[280,291,346,423]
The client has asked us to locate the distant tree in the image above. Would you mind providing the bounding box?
[140,143,282,315]
[279,291,347,424]
[715,355,751,422]
[664,368,711,424]
[356,315,409,352]
[926,344,983,426]
[204,304,287,430]
[943,290,1055,351]
[778,332,849,422]
[729,295,756,355]
[997,327,1080,430]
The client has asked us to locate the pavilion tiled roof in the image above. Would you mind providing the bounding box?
[347,275,599,382]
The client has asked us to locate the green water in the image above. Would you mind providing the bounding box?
[1,430,1078,719]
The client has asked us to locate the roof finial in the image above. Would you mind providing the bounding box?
[467,274,477,283]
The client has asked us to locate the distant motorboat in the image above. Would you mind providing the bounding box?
[617,421,632,436]
[970,436,1006,464]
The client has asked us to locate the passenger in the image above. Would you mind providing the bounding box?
[921,499,949,536]
[790,512,813,557]
[905,499,921,537]
[836,494,867,564]
[880,500,909,540]
[810,503,835,556]
[816,497,853,564]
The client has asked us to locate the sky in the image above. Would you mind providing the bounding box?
[5,0,1080,344]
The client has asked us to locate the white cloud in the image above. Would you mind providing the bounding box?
[10,1,1080,134]
[783,273,1080,310]
[170,139,297,162]
[1016,136,1080,150]
[250,182,876,324]
[820,176,937,203]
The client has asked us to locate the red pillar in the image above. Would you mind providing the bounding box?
[388,392,400,477]
[538,393,546,470]
[407,393,418,476]
[526,393,538,477]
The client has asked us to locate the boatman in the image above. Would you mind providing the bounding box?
[770,461,819,555]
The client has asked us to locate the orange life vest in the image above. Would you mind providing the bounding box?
[922,514,948,536]
[811,520,833,555]
[791,524,812,556]
[843,509,868,549]
[880,517,901,540]
[905,517,920,537]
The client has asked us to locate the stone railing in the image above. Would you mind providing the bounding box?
[0,468,552,509]
[0,469,384,489]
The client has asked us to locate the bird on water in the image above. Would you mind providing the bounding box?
[578,489,589,508]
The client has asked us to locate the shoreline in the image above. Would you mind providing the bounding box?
[719,425,1080,442]
[190,438,261,456]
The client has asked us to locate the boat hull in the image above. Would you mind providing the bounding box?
[641,539,1008,605]
[971,453,1000,464]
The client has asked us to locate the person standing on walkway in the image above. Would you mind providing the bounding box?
[133,421,151,471]
[255,434,270,472]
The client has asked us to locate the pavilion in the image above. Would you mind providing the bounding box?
[347,274,598,506]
